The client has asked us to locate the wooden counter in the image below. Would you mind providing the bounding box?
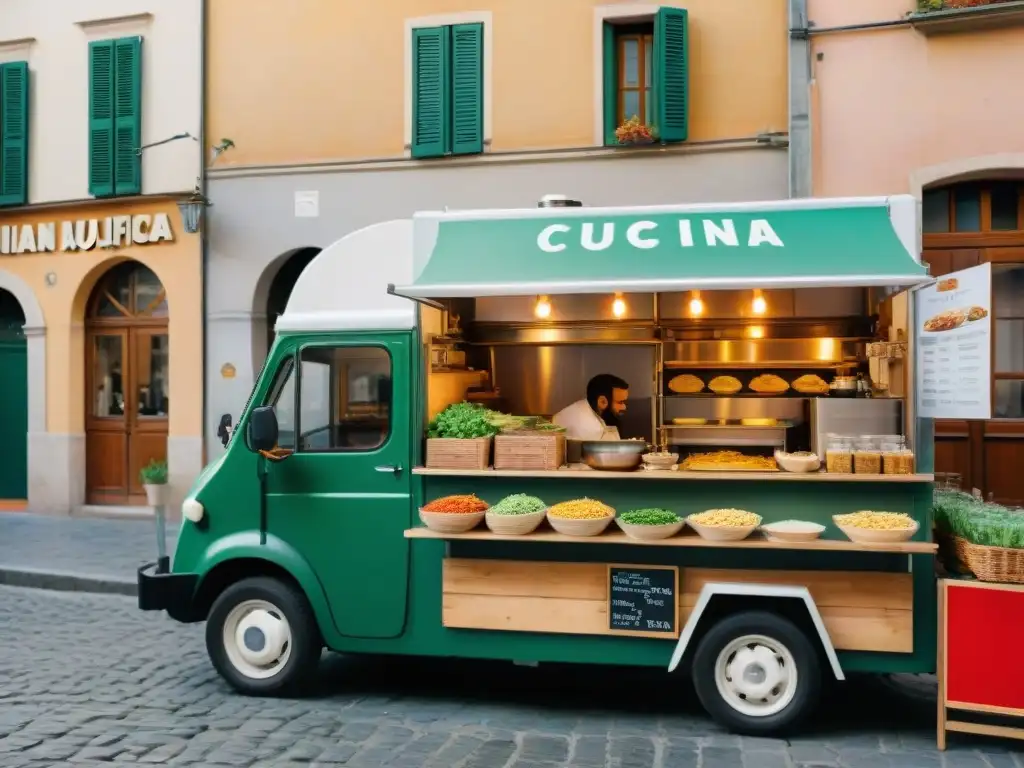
[404,526,938,554]
[414,466,934,483]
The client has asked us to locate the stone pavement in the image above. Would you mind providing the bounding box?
[0,511,175,594]
[0,585,1021,768]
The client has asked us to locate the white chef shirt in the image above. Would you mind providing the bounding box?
[552,399,621,441]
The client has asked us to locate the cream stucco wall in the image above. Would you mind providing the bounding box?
[207,0,789,167]
[809,0,1024,196]
[0,0,202,205]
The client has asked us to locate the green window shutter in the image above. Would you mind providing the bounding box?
[654,7,689,143]
[0,62,29,206]
[88,40,116,197]
[450,23,483,156]
[411,26,449,159]
[601,23,618,146]
[113,36,142,196]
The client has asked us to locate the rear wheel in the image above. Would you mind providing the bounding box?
[692,611,822,736]
[206,576,321,695]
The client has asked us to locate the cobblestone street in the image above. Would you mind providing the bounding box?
[0,585,1019,768]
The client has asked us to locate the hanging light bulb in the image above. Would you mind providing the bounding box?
[534,295,552,319]
[751,289,767,316]
[748,325,765,339]
[688,290,704,317]
[612,293,627,318]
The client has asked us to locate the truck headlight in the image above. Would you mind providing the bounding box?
[182,499,205,523]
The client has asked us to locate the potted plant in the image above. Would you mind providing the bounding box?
[615,115,657,146]
[140,458,169,507]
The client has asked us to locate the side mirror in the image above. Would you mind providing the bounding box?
[217,413,233,447]
[248,406,279,453]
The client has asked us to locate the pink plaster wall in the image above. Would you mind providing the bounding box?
[809,0,1024,195]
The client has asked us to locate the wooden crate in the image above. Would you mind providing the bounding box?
[494,433,566,471]
[425,437,492,470]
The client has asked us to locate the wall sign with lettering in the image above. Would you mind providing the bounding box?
[608,565,679,638]
[0,213,175,255]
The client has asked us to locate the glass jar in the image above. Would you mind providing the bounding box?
[881,435,902,475]
[854,435,882,474]
[825,434,854,474]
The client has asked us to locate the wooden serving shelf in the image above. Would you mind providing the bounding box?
[413,467,935,483]
[404,527,938,554]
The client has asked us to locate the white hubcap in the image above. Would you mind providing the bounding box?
[222,599,292,679]
[714,634,798,718]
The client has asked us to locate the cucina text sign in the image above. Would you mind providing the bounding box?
[0,213,174,255]
[536,218,784,253]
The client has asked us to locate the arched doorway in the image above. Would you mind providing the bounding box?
[0,289,27,501]
[85,262,169,505]
[265,247,319,352]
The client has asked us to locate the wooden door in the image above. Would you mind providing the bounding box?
[85,263,168,505]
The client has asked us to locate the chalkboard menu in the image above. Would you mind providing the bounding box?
[608,565,679,638]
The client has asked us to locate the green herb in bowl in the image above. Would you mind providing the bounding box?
[489,494,547,516]
[620,508,680,526]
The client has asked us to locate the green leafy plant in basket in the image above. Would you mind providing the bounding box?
[427,402,500,439]
[934,490,1024,549]
[139,458,168,486]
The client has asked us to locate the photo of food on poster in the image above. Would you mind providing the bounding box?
[916,262,992,420]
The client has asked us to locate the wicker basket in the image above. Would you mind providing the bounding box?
[953,536,1024,584]
[425,437,491,470]
[493,433,566,471]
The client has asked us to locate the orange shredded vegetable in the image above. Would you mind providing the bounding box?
[422,494,489,514]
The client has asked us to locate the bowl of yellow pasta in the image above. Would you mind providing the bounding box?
[547,498,616,537]
[833,511,919,544]
[686,509,762,541]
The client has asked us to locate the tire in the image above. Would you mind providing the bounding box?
[691,610,822,737]
[205,576,322,696]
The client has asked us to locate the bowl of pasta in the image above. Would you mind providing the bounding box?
[686,509,762,541]
[833,511,919,544]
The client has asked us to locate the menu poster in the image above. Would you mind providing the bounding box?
[916,262,992,420]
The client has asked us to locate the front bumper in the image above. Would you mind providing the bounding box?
[138,559,199,622]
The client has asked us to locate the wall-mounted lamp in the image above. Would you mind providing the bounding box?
[534,295,552,319]
[177,177,212,234]
[688,290,704,317]
[611,293,627,319]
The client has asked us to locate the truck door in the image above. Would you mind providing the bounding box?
[262,333,412,639]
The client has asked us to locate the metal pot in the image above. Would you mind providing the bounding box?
[580,440,649,471]
[830,375,858,398]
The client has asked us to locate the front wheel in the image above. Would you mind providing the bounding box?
[691,611,822,737]
[206,576,322,696]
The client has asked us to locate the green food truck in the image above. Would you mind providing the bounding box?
[139,193,958,736]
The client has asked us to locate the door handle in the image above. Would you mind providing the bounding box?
[374,464,403,476]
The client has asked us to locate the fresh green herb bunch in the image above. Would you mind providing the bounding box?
[620,508,680,526]
[934,490,1024,549]
[489,494,547,516]
[428,402,500,439]
[139,458,168,485]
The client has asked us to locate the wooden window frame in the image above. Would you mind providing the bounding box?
[614,25,654,129]
[922,181,1024,249]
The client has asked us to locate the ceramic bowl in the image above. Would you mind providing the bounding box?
[616,518,685,541]
[547,513,615,537]
[485,508,546,536]
[760,519,826,543]
[834,517,920,544]
[686,514,762,542]
[418,508,485,534]
[774,450,822,473]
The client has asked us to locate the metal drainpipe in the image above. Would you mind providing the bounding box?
[199,0,209,466]
[788,0,811,199]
